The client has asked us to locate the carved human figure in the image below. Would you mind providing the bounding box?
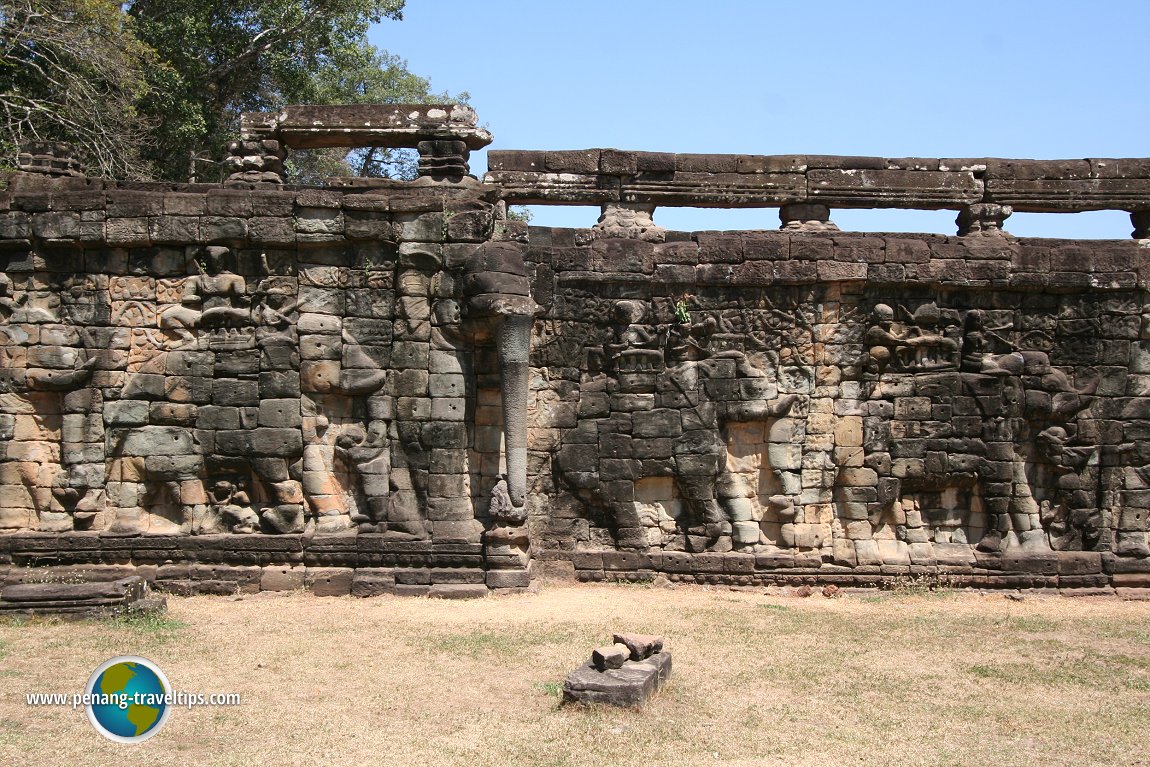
[300,322,425,538]
[160,246,249,345]
[865,303,905,373]
[335,421,394,532]
[1032,425,1098,551]
[211,478,259,534]
[900,303,958,370]
[1117,440,1150,557]
[489,474,526,527]
[960,310,1023,375]
[607,300,662,372]
[0,274,25,322]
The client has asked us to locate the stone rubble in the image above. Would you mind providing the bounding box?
[563,633,672,707]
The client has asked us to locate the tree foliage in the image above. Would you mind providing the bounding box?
[0,0,156,178]
[282,45,464,184]
[0,0,464,181]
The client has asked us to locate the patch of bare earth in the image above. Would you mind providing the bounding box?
[1,584,1149,767]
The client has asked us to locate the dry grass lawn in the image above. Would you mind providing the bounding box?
[1,582,1149,767]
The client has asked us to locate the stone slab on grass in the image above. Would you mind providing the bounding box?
[562,651,672,708]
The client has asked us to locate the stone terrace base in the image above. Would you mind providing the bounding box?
[565,549,1150,593]
[0,575,166,620]
[0,534,533,598]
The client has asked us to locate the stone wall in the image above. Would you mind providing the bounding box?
[2,117,1150,594]
[0,165,533,596]
[520,227,1150,591]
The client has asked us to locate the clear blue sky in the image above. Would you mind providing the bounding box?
[370,1,1149,239]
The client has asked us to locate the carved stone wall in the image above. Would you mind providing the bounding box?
[0,171,533,596]
[3,129,1150,594]
[522,229,1150,590]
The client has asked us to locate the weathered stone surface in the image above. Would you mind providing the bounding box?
[428,583,489,599]
[488,151,1150,219]
[0,575,156,619]
[591,643,630,670]
[241,104,493,150]
[2,131,1149,595]
[562,651,672,707]
[612,632,664,660]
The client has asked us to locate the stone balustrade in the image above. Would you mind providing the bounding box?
[486,150,1150,237]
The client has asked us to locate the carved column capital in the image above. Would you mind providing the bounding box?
[1132,210,1150,240]
[592,203,666,242]
[417,139,470,180]
[224,139,286,185]
[16,142,84,177]
[957,203,1012,236]
[779,203,838,232]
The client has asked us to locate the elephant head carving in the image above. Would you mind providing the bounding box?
[460,241,538,525]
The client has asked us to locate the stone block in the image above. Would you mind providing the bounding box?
[592,644,630,671]
[258,399,302,428]
[351,569,397,597]
[429,567,485,584]
[212,380,259,406]
[261,566,305,592]
[562,651,672,708]
[1057,551,1102,575]
[307,567,354,596]
[428,583,488,599]
[486,569,532,589]
[216,428,302,457]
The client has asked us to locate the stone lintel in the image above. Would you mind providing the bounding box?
[241,104,493,151]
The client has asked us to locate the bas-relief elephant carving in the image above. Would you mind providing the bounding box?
[33,235,540,541]
[862,300,1102,557]
[0,274,101,532]
[102,249,309,536]
[285,238,538,542]
[557,342,800,552]
[458,241,537,529]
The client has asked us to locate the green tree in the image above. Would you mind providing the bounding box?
[126,0,462,182]
[1,1,465,181]
[0,0,156,178]
[284,45,465,184]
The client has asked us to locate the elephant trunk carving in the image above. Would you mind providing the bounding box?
[498,312,532,508]
[462,242,537,524]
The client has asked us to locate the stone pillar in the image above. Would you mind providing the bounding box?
[779,203,838,232]
[592,203,666,242]
[417,140,470,180]
[16,142,84,177]
[957,203,1012,236]
[1132,210,1150,240]
[224,139,286,185]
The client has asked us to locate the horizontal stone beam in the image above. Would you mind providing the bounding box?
[241,104,493,151]
[486,150,1150,213]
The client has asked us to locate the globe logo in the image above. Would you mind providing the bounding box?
[84,656,172,743]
